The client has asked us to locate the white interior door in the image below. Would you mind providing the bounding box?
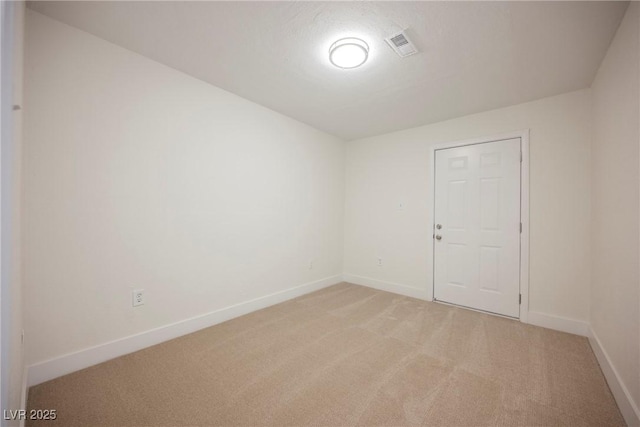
[433,138,521,318]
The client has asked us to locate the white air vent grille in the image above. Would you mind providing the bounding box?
[385,31,418,57]
[390,34,409,47]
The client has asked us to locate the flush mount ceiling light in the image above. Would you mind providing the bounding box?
[329,37,369,69]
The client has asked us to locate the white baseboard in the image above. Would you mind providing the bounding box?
[525,311,589,336]
[26,275,343,388]
[589,328,640,427]
[342,277,589,338]
[343,274,428,300]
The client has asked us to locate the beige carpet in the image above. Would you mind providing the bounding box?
[27,283,625,426]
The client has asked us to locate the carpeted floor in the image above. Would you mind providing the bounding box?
[27,282,625,426]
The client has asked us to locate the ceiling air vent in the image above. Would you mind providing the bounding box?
[385,31,418,57]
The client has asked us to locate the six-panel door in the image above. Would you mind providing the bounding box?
[433,138,521,318]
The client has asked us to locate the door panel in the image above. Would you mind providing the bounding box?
[433,138,521,318]
[447,180,467,229]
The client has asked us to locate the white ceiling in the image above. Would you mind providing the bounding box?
[28,1,628,140]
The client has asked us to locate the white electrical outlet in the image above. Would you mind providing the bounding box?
[309,260,313,270]
[377,257,383,267]
[132,289,144,307]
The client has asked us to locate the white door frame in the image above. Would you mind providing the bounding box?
[426,130,530,323]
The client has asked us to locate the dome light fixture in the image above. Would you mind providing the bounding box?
[329,37,369,69]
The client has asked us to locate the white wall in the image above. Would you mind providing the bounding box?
[23,10,344,368]
[590,2,639,424]
[344,89,592,328]
[1,1,24,425]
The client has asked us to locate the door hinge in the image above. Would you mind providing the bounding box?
[520,151,523,162]
[519,294,522,304]
[520,222,522,233]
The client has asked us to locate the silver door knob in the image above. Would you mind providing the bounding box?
[435,235,442,240]
[436,224,442,230]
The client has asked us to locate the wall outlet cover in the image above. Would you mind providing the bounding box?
[132,289,145,307]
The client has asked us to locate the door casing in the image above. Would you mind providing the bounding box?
[426,130,530,323]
